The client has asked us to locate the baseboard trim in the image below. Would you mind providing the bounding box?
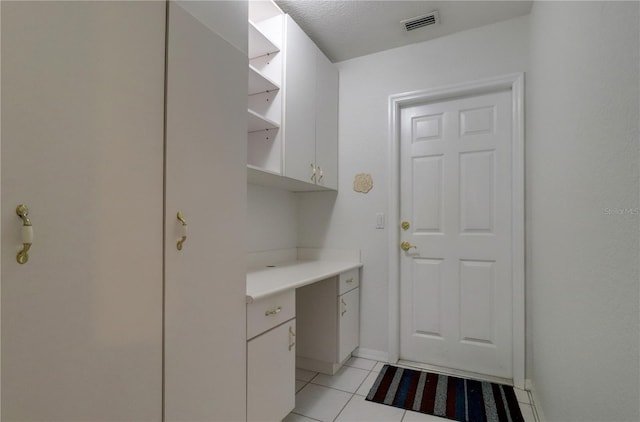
[296,356,341,375]
[526,379,545,422]
[352,348,389,363]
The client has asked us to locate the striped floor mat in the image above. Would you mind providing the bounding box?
[366,365,524,422]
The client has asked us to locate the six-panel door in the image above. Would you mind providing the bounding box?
[399,90,514,380]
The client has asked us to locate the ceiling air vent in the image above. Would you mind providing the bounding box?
[401,11,439,32]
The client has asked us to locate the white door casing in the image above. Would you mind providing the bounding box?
[388,74,525,388]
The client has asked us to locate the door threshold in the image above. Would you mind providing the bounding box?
[397,359,514,387]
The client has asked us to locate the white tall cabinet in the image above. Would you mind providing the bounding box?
[1,2,165,420]
[1,1,248,420]
[164,3,247,421]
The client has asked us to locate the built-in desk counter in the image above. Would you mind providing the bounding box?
[246,253,362,421]
[246,259,363,303]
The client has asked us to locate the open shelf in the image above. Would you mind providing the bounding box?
[249,65,280,95]
[249,21,279,59]
[248,109,280,132]
[248,2,287,190]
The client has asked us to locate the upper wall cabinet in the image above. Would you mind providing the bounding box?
[247,2,338,192]
[283,15,338,190]
[281,15,316,186]
[314,49,339,190]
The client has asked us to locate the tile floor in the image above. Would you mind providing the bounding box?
[284,358,539,422]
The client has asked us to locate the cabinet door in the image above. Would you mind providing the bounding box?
[247,320,297,422]
[1,2,165,420]
[283,15,316,183]
[338,288,360,363]
[164,2,247,421]
[315,51,339,190]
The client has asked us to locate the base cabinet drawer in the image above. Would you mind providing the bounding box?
[338,268,359,295]
[247,289,295,340]
[247,319,296,422]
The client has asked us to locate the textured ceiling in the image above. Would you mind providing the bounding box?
[275,1,533,62]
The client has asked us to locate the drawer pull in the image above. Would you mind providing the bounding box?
[341,298,347,316]
[265,306,282,316]
[176,212,188,251]
[346,277,354,284]
[288,326,296,351]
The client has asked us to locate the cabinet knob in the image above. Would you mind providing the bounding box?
[310,163,316,182]
[341,298,347,316]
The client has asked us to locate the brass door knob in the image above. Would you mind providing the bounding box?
[400,241,416,251]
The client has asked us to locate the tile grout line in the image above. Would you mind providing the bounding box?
[527,390,540,422]
[333,361,371,421]
[293,359,386,422]
[295,371,319,391]
[290,410,322,422]
[332,391,357,422]
[332,359,376,421]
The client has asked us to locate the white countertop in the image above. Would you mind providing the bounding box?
[246,260,362,303]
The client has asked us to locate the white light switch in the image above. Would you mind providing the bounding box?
[376,212,385,229]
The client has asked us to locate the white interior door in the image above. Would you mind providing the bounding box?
[1,2,165,420]
[399,89,514,380]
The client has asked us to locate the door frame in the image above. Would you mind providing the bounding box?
[387,73,525,388]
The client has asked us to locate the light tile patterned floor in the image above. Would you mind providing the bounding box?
[285,358,539,422]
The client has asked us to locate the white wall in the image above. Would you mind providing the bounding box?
[297,16,530,358]
[247,184,298,253]
[527,2,639,420]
